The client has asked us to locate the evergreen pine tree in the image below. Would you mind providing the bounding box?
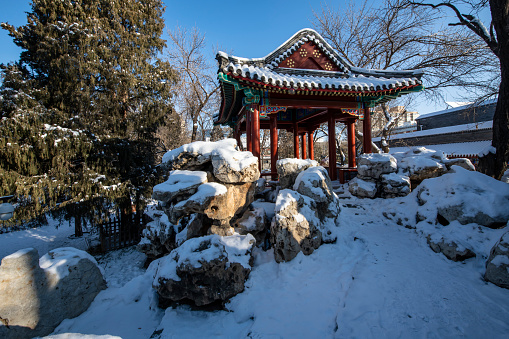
[1,0,180,226]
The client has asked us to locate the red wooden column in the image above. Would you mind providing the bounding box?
[270,114,278,180]
[363,105,372,153]
[252,104,261,170]
[293,120,300,159]
[347,119,356,168]
[301,132,308,159]
[328,110,337,181]
[246,109,252,152]
[308,130,315,160]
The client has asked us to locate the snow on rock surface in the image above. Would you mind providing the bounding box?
[395,147,447,185]
[153,234,255,306]
[356,152,397,179]
[161,139,237,166]
[39,247,103,279]
[152,170,208,203]
[211,147,259,183]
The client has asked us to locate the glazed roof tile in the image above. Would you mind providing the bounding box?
[217,28,424,93]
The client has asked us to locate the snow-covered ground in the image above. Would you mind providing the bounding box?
[2,194,509,338]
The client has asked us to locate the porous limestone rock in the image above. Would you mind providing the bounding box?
[152,170,208,204]
[397,147,447,186]
[293,166,335,203]
[380,173,411,198]
[0,248,106,339]
[356,153,397,180]
[211,148,260,183]
[153,234,255,306]
[348,177,378,199]
[138,211,181,261]
[276,158,318,189]
[234,207,268,244]
[485,231,509,289]
[271,189,323,262]
[427,236,476,261]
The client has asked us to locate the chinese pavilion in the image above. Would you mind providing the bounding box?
[215,29,424,181]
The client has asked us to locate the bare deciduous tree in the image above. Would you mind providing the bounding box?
[313,0,499,152]
[166,26,220,142]
[402,0,508,178]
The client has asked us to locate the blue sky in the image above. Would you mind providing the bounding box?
[0,0,488,114]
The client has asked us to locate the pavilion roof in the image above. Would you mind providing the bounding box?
[215,28,424,125]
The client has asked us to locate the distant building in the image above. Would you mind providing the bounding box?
[374,100,495,164]
[372,106,420,136]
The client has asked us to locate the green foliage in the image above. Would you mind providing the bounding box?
[0,0,180,226]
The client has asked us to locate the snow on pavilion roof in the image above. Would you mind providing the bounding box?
[215,28,425,125]
[217,28,423,93]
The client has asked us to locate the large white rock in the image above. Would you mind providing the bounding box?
[357,153,397,179]
[348,177,378,199]
[271,189,324,262]
[0,248,106,339]
[211,148,260,183]
[396,147,447,185]
[293,166,335,203]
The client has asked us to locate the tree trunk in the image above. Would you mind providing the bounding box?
[74,214,83,237]
[479,0,509,179]
[191,116,199,142]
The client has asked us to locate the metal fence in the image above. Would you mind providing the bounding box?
[97,213,145,252]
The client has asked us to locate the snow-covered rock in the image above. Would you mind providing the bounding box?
[396,147,446,186]
[443,158,475,171]
[0,247,106,339]
[502,169,509,184]
[416,166,509,228]
[348,177,378,198]
[271,189,324,262]
[294,166,335,203]
[357,153,397,179]
[138,211,180,261]
[211,148,260,183]
[234,207,268,245]
[380,173,411,198]
[153,234,255,306]
[152,170,208,204]
[162,139,238,171]
[276,158,318,189]
[426,235,476,262]
[485,230,509,289]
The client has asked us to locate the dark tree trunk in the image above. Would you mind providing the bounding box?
[479,1,509,179]
[74,214,83,237]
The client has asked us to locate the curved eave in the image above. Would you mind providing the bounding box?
[229,72,423,97]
